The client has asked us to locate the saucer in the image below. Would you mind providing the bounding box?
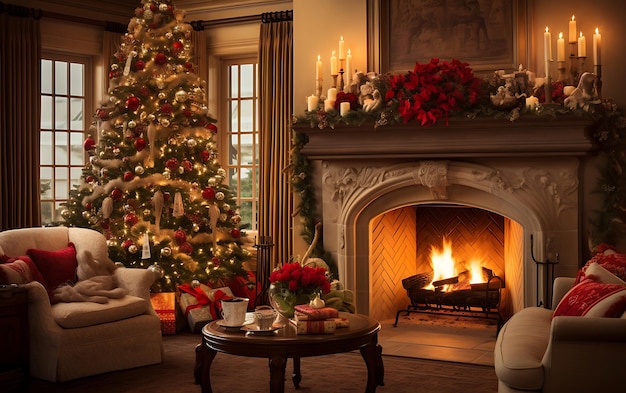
[216,319,253,329]
[241,324,280,335]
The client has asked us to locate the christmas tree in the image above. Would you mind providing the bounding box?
[62,0,250,292]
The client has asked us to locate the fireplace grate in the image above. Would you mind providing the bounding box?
[394,273,504,332]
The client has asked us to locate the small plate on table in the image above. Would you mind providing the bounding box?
[216,319,254,330]
[241,324,281,335]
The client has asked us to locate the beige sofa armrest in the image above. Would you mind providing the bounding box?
[551,277,575,309]
[113,267,156,301]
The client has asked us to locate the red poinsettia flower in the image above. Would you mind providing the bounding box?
[269,262,331,295]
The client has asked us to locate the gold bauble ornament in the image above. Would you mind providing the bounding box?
[160,247,172,257]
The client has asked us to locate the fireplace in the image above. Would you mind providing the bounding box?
[296,117,595,320]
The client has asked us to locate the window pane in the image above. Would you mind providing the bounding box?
[41,96,52,129]
[229,65,238,98]
[239,201,252,228]
[240,134,253,164]
[41,59,52,94]
[229,101,239,132]
[55,97,68,129]
[229,168,238,194]
[229,135,239,165]
[70,98,84,130]
[53,201,65,222]
[55,167,67,199]
[70,63,84,95]
[40,167,53,199]
[240,168,252,198]
[54,61,68,95]
[240,100,253,131]
[55,133,68,165]
[40,202,54,225]
[70,167,83,187]
[40,131,53,165]
[70,132,84,165]
[240,64,254,97]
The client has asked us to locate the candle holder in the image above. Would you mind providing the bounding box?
[338,69,345,92]
[594,64,602,99]
[316,79,323,98]
[330,74,338,89]
[557,61,568,84]
[576,56,587,86]
[544,75,553,104]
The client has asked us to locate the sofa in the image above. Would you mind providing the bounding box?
[0,226,163,382]
[495,246,626,393]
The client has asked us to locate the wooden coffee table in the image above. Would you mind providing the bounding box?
[194,312,384,393]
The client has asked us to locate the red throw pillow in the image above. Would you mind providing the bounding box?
[553,278,626,318]
[27,243,78,303]
[576,244,626,284]
[0,255,48,287]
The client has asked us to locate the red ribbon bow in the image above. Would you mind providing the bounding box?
[178,284,232,319]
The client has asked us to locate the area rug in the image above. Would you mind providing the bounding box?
[29,333,497,393]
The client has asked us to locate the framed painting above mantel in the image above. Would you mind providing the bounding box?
[367,0,530,75]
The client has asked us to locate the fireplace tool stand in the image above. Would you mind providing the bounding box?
[531,234,559,309]
[394,271,505,333]
[254,236,274,307]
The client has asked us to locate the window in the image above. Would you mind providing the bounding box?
[222,58,259,232]
[40,54,91,225]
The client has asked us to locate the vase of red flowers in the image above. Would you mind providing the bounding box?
[268,262,331,318]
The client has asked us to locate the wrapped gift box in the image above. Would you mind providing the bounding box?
[290,318,336,334]
[294,304,339,320]
[150,292,177,335]
[177,284,234,333]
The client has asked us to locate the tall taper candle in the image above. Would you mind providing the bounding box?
[544,26,552,78]
[316,55,322,80]
[338,36,346,60]
[593,27,602,65]
[557,32,565,62]
[578,31,586,57]
[330,50,338,75]
[346,49,352,77]
[569,15,577,43]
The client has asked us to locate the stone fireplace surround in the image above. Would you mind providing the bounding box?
[296,116,596,317]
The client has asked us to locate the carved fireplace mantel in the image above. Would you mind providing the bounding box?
[295,116,596,160]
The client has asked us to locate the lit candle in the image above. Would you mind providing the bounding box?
[330,50,338,75]
[327,87,338,102]
[578,31,586,57]
[544,26,552,78]
[569,15,577,43]
[557,32,565,62]
[316,55,322,81]
[338,36,346,60]
[593,27,602,65]
[346,49,352,76]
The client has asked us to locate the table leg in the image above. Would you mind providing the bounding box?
[359,339,384,393]
[195,341,217,393]
[292,357,302,389]
[268,354,288,393]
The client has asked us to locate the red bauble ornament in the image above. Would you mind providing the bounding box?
[134,137,146,151]
[97,109,109,120]
[85,175,94,183]
[108,70,120,79]
[163,192,171,201]
[184,62,194,72]
[206,123,218,133]
[231,228,241,238]
[155,53,167,65]
[174,229,187,244]
[201,187,216,200]
[150,4,157,11]
[123,171,134,181]
[199,150,210,162]
[111,188,123,201]
[139,87,151,97]
[122,239,134,249]
[126,96,140,111]
[83,136,95,151]
[165,157,179,170]
[182,109,191,118]
[179,242,193,255]
[84,202,92,210]
[161,102,173,114]
[211,256,221,267]
[171,41,183,55]
[124,213,138,227]
[101,220,110,230]
[181,160,192,172]
[133,60,145,71]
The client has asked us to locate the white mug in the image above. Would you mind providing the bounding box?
[220,297,249,326]
[254,306,277,330]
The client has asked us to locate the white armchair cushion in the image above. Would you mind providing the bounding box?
[52,295,148,328]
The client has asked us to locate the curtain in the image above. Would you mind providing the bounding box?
[0,6,42,230]
[258,13,293,269]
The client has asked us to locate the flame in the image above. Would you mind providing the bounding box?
[427,238,487,290]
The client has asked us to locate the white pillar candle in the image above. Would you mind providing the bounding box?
[525,96,539,110]
[307,95,319,111]
[316,55,322,81]
[544,27,552,78]
[340,102,350,116]
[324,99,335,112]
[327,87,337,101]
[578,31,586,57]
[557,32,565,62]
[330,50,338,75]
[569,15,577,43]
[593,28,602,65]
[338,36,346,60]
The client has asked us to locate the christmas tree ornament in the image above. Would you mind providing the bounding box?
[111,188,123,201]
[174,229,187,244]
[175,90,188,102]
[101,196,113,218]
[148,262,164,278]
[126,96,140,111]
[133,137,146,151]
[82,211,91,219]
[83,136,96,151]
[124,213,138,227]
[135,165,145,175]
[191,279,200,288]
[128,244,138,254]
[172,192,184,217]
[215,192,225,201]
[160,247,172,257]
[152,190,164,231]
[179,242,193,255]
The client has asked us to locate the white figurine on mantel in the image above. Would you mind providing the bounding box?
[564,72,601,110]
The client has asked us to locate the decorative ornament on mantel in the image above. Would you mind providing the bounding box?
[290,58,626,255]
